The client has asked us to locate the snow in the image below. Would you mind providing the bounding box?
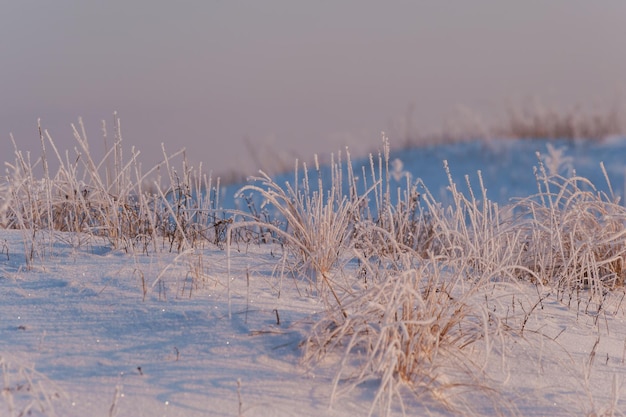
[2,137,626,416]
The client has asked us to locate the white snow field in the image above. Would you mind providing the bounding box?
[2,133,626,416]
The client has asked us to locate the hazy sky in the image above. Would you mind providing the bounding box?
[2,1,625,176]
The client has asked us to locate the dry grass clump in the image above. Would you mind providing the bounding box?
[6,119,143,238]
[414,162,528,282]
[152,147,227,252]
[302,249,514,416]
[498,102,623,141]
[296,153,529,415]
[284,139,626,415]
[271,143,519,415]
[515,158,626,303]
[3,117,155,255]
[232,151,366,314]
[0,116,229,264]
[230,137,439,311]
[354,139,438,259]
[400,101,624,152]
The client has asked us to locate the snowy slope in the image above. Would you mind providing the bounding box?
[2,137,626,417]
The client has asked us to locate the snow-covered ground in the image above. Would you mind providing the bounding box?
[2,137,626,416]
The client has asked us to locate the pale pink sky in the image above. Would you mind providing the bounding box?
[2,1,625,176]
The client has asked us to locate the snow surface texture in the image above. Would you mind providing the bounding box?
[2,137,626,416]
